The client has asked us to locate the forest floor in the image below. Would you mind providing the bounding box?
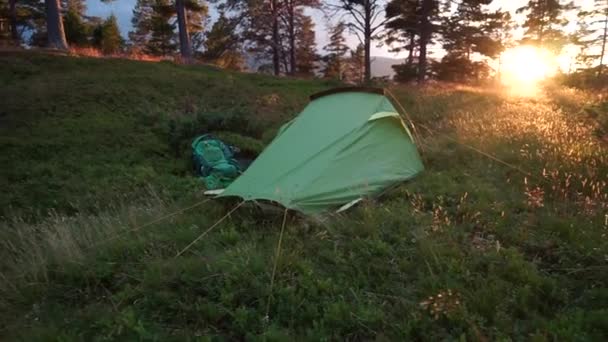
[1,52,607,340]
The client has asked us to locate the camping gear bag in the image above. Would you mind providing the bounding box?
[192,134,242,189]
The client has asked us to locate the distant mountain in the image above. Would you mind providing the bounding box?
[371,56,404,79]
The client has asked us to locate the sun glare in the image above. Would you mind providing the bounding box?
[500,46,557,96]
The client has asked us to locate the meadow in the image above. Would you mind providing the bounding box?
[1,52,607,340]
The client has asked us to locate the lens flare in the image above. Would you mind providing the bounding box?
[500,46,557,96]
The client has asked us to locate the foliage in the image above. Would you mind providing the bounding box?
[98,14,123,54]
[218,0,320,75]
[516,0,577,52]
[328,0,389,82]
[147,0,177,55]
[294,14,318,76]
[129,0,207,56]
[384,0,440,82]
[63,7,89,46]
[323,22,349,80]
[200,11,244,70]
[392,62,419,82]
[571,0,608,75]
[385,0,421,67]
[2,52,608,341]
[434,1,510,83]
[345,43,365,83]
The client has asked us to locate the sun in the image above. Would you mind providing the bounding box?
[500,46,557,95]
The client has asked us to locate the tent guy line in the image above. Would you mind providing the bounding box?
[175,201,245,258]
[86,197,213,251]
[82,87,549,257]
[265,208,290,321]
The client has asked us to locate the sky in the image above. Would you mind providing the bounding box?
[86,0,594,61]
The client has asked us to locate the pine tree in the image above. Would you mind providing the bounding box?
[385,0,420,66]
[148,0,176,55]
[384,0,440,83]
[572,16,597,68]
[201,12,243,70]
[346,44,365,83]
[435,0,509,82]
[186,0,209,52]
[516,0,577,52]
[281,0,320,75]
[574,0,608,76]
[129,0,154,50]
[175,0,192,60]
[61,0,86,16]
[174,0,207,61]
[418,0,435,82]
[63,7,88,45]
[129,0,176,55]
[323,22,349,79]
[45,0,69,49]
[217,0,284,74]
[294,14,317,76]
[99,14,122,54]
[329,0,391,83]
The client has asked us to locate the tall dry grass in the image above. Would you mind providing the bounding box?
[0,191,169,304]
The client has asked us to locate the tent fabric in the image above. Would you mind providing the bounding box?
[219,89,424,215]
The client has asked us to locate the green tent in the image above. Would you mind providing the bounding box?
[219,87,424,214]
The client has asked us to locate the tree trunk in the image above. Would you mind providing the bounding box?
[363,1,371,83]
[406,32,415,66]
[45,0,68,50]
[176,0,193,62]
[288,1,296,75]
[598,10,608,77]
[271,0,280,76]
[418,0,432,83]
[9,0,19,45]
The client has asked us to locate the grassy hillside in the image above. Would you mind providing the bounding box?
[1,53,607,340]
[0,52,334,217]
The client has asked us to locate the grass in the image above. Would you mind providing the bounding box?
[1,52,607,340]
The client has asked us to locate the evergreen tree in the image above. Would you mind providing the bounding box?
[516,0,577,52]
[385,0,420,66]
[329,0,391,83]
[323,22,349,79]
[148,0,176,55]
[187,0,209,52]
[436,0,508,82]
[130,0,206,57]
[281,0,320,75]
[384,0,440,83]
[211,0,284,74]
[100,14,122,54]
[295,14,317,76]
[201,12,243,70]
[61,0,86,16]
[572,16,597,68]
[175,0,192,60]
[346,44,365,83]
[130,0,154,50]
[63,7,88,45]
[45,0,69,49]
[574,0,608,76]
[175,0,207,61]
